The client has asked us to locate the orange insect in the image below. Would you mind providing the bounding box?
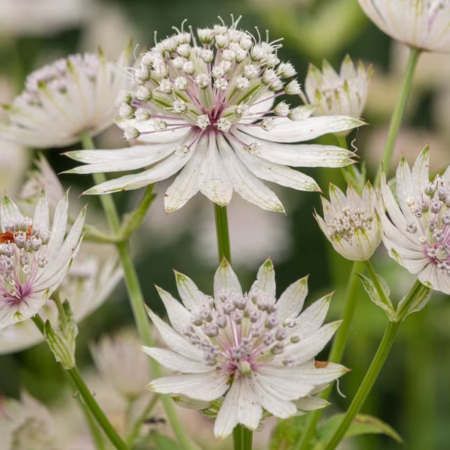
[0,225,33,244]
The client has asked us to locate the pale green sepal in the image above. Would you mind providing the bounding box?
[43,318,77,370]
[397,285,433,320]
[356,273,396,320]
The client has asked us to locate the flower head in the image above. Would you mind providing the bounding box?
[0,49,130,148]
[315,182,381,261]
[358,0,450,53]
[0,191,85,329]
[0,245,121,354]
[143,258,347,438]
[91,329,151,400]
[380,146,450,294]
[66,18,364,212]
[305,56,373,120]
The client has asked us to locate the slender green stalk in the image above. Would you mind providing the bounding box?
[374,48,421,187]
[295,260,364,450]
[31,315,127,450]
[337,135,358,183]
[322,279,429,450]
[214,204,231,262]
[81,134,195,450]
[233,425,253,450]
[75,395,106,450]
[126,395,159,446]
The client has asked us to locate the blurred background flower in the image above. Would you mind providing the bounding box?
[0,1,448,449]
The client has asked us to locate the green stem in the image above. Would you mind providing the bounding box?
[374,48,421,187]
[364,260,392,309]
[126,395,159,446]
[295,261,364,450]
[214,204,231,262]
[31,315,127,450]
[233,425,253,450]
[337,135,357,179]
[322,279,429,450]
[81,133,194,450]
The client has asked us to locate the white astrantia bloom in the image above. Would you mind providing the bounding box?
[143,258,347,438]
[315,182,382,261]
[358,0,450,53]
[0,246,121,354]
[380,146,450,294]
[91,329,151,400]
[305,56,373,120]
[0,48,130,149]
[0,391,56,450]
[66,18,364,213]
[0,191,86,330]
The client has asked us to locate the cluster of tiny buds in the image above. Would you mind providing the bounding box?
[327,206,374,241]
[407,176,450,271]
[115,18,306,142]
[15,54,102,108]
[0,217,50,276]
[183,287,301,372]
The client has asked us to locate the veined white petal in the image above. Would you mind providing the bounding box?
[156,287,191,335]
[164,135,208,212]
[123,119,192,144]
[200,134,233,206]
[33,190,49,232]
[237,116,364,144]
[142,347,212,373]
[1,196,21,231]
[277,276,309,321]
[294,396,330,411]
[148,371,229,401]
[236,377,262,431]
[175,271,206,312]
[214,259,242,299]
[293,293,333,339]
[217,134,285,212]
[250,258,276,298]
[411,146,430,197]
[46,191,69,260]
[214,379,240,439]
[253,377,297,418]
[146,308,204,361]
[241,95,275,124]
[396,156,415,219]
[255,372,314,401]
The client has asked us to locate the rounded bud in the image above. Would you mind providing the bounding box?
[124,127,140,141]
[136,85,152,101]
[285,79,301,95]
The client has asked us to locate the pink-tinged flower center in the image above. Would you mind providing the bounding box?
[405,175,450,273]
[183,288,300,380]
[327,205,374,242]
[118,19,309,153]
[0,216,50,306]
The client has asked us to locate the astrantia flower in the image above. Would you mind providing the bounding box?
[315,182,381,261]
[66,18,363,212]
[0,49,130,148]
[0,246,121,354]
[91,329,151,400]
[305,56,373,120]
[0,191,85,329]
[358,0,450,53]
[143,258,347,438]
[380,146,450,294]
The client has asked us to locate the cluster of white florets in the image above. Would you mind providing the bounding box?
[327,206,375,242]
[12,53,103,109]
[117,17,304,144]
[0,217,50,299]
[182,286,301,378]
[406,175,450,273]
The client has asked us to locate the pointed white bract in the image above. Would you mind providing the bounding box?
[380,146,450,294]
[0,49,130,148]
[305,56,372,120]
[143,259,347,438]
[315,182,382,261]
[0,192,85,330]
[66,18,364,212]
[0,245,122,354]
[91,329,151,400]
[358,0,450,53]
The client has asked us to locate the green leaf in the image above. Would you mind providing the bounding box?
[397,284,433,319]
[312,414,403,450]
[357,273,396,320]
[269,416,308,450]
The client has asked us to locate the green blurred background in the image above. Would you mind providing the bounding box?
[0,0,449,449]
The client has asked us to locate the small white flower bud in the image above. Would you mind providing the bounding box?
[124,127,140,140]
[177,44,191,58]
[174,76,188,91]
[219,61,232,73]
[261,118,276,131]
[135,65,151,83]
[278,62,296,78]
[288,105,315,121]
[215,34,229,48]
[173,100,187,114]
[217,118,231,132]
[175,145,190,156]
[236,76,250,91]
[159,79,173,94]
[222,49,235,61]
[119,103,135,119]
[211,67,225,78]
[269,79,284,92]
[173,56,186,70]
[244,65,259,79]
[182,61,195,75]
[40,230,51,245]
[285,79,301,95]
[197,115,211,130]
[195,74,210,89]
[136,85,152,101]
[274,101,290,116]
[215,78,228,91]
[235,49,248,63]
[116,90,132,106]
[135,109,151,122]
[197,28,215,45]
[201,49,214,63]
